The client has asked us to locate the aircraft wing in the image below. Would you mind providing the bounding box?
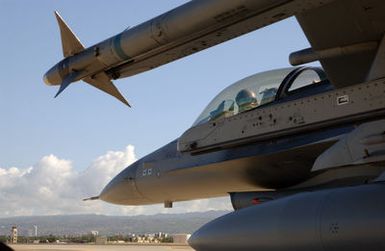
[112,0,385,90]
[48,0,340,105]
[296,0,385,87]
[46,0,385,104]
[108,0,338,79]
[111,0,385,89]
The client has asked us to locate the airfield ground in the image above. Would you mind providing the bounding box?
[9,244,193,251]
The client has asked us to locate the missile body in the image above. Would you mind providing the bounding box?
[44,0,333,105]
[189,183,385,251]
[44,0,289,85]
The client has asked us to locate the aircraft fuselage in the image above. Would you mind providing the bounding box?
[100,125,351,205]
[99,67,385,206]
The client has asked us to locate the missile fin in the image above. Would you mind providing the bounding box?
[84,72,131,107]
[54,72,78,98]
[54,11,85,57]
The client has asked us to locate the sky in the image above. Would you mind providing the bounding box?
[0,1,312,217]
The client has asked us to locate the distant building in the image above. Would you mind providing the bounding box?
[33,225,38,237]
[135,235,159,244]
[171,234,191,244]
[95,236,107,245]
[155,232,168,238]
[136,236,146,243]
[11,226,17,244]
[90,230,99,236]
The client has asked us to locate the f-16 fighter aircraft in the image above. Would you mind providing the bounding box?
[45,0,385,250]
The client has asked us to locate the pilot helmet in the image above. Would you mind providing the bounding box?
[235,89,258,113]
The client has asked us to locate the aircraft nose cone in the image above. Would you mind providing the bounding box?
[99,164,147,205]
[99,175,127,204]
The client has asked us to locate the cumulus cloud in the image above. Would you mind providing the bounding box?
[0,146,231,217]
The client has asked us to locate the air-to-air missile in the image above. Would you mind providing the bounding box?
[44,0,333,106]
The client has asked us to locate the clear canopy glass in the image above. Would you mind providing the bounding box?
[192,67,324,126]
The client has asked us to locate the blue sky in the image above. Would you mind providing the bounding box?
[0,0,311,169]
[0,1,313,216]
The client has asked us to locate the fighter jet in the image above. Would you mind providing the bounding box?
[45,0,385,250]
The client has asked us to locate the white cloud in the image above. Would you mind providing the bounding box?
[0,145,231,217]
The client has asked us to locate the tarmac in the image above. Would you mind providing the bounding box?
[9,244,194,251]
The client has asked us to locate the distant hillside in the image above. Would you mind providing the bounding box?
[0,211,229,236]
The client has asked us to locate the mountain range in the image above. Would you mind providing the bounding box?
[0,211,229,236]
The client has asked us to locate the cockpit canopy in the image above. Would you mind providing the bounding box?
[193,67,326,126]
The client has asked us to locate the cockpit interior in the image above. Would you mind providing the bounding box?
[193,67,328,126]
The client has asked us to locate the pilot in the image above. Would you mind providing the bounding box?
[259,87,277,105]
[210,100,235,120]
[235,89,258,113]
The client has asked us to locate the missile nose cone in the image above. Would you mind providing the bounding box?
[43,65,62,86]
[43,72,52,85]
[43,73,50,85]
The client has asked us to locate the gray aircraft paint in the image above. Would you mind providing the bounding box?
[179,75,385,153]
[44,0,334,105]
[44,0,385,250]
[98,68,385,251]
[189,183,385,251]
